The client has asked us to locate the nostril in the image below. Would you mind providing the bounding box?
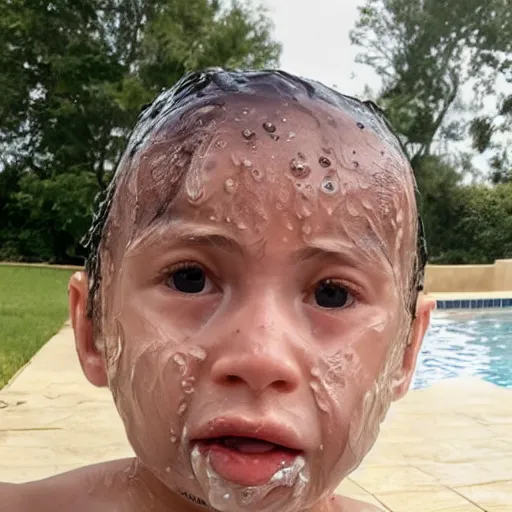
[226,374,242,385]
[273,380,290,392]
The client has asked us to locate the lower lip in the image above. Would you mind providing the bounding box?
[197,442,300,486]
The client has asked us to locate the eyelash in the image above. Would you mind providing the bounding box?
[309,278,361,306]
[162,260,212,280]
[161,261,362,308]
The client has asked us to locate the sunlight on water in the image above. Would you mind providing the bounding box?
[412,310,512,389]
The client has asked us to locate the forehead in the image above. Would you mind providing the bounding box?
[122,96,416,272]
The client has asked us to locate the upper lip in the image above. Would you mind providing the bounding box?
[189,416,304,451]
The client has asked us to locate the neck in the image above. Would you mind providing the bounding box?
[117,458,345,512]
[119,458,204,512]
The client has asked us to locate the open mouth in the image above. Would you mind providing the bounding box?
[195,436,302,486]
[204,436,298,454]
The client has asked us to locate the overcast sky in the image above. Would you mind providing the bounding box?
[261,0,379,97]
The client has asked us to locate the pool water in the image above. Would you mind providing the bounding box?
[412,310,512,389]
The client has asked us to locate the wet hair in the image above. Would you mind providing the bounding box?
[82,68,428,324]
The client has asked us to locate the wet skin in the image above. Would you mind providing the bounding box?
[0,98,434,512]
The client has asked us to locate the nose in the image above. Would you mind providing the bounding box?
[210,348,301,393]
[210,302,302,394]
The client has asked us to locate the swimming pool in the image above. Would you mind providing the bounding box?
[412,310,512,389]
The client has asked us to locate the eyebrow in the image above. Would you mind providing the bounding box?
[125,222,245,258]
[293,237,391,273]
[126,221,390,272]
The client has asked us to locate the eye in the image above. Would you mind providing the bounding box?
[166,264,212,294]
[313,279,354,309]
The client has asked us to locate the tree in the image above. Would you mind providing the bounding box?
[351,0,512,172]
[442,183,512,263]
[0,0,281,262]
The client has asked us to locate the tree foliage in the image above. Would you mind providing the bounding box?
[352,0,512,264]
[0,0,281,262]
[351,0,512,169]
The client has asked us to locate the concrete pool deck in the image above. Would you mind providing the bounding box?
[0,325,511,511]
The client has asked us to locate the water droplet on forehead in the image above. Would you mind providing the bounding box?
[243,159,252,168]
[242,108,250,115]
[270,133,280,142]
[185,183,206,205]
[347,202,359,217]
[302,224,312,235]
[320,176,339,195]
[224,178,236,194]
[251,168,263,181]
[178,402,188,415]
[170,436,177,443]
[287,131,296,141]
[357,176,370,190]
[357,122,365,129]
[319,156,331,168]
[231,153,241,166]
[215,139,227,149]
[262,122,276,133]
[300,204,312,217]
[290,159,311,178]
[242,129,255,140]
[278,187,290,203]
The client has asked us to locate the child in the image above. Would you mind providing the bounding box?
[1,69,435,512]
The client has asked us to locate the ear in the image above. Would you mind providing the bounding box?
[392,294,436,401]
[69,271,108,387]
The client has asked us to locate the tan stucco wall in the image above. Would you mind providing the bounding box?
[425,259,512,293]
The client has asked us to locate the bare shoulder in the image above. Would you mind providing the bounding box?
[0,482,24,511]
[333,494,384,512]
[0,460,134,512]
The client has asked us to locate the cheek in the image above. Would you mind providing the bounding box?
[106,317,207,479]
[309,315,403,474]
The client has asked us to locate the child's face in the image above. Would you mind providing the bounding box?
[72,97,433,512]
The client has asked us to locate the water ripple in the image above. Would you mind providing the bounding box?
[412,310,512,389]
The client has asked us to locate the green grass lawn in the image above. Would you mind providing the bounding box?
[0,265,74,389]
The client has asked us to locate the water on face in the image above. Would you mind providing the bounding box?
[100,98,418,512]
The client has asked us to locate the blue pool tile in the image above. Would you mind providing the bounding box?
[437,301,445,309]
[484,299,493,308]
[503,298,512,308]
[446,300,454,309]
[477,299,483,308]
[493,299,502,308]
[461,300,469,309]
[453,300,461,309]
[471,300,478,309]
